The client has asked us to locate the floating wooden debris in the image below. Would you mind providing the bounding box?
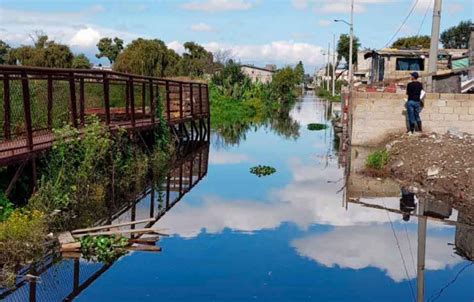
[71,218,156,234]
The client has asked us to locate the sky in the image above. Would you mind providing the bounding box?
[0,0,472,72]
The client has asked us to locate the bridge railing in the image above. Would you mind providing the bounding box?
[0,65,209,159]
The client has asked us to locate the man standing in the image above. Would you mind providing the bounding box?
[406,72,423,133]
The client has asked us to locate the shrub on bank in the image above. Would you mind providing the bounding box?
[365,150,389,170]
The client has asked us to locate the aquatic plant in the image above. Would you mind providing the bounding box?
[250,165,277,177]
[80,235,129,264]
[307,123,328,131]
[365,150,389,170]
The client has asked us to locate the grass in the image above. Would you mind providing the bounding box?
[365,149,389,170]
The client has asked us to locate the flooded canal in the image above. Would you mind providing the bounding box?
[3,94,473,302]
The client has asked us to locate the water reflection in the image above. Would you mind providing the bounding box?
[4,94,471,301]
[344,145,473,301]
[1,141,210,302]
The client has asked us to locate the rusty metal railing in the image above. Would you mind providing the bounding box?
[0,65,210,165]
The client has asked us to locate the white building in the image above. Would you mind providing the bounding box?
[240,64,275,84]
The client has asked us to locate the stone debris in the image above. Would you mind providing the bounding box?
[387,131,474,216]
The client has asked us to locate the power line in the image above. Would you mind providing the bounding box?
[428,262,473,302]
[404,224,417,277]
[416,0,433,36]
[383,0,420,48]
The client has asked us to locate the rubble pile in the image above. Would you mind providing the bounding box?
[387,132,474,214]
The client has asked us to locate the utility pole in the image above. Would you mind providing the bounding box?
[327,42,330,91]
[427,0,442,92]
[332,34,336,96]
[348,0,354,90]
[417,199,427,302]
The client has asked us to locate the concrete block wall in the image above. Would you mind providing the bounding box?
[351,92,474,145]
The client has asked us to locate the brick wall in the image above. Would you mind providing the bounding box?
[351,92,474,146]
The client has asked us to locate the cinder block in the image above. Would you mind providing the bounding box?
[440,93,456,100]
[425,93,440,100]
[429,113,444,121]
[454,94,470,100]
[439,107,454,114]
[469,107,474,115]
[459,114,474,121]
[435,100,447,107]
[460,100,474,107]
[453,107,465,114]
[443,113,459,121]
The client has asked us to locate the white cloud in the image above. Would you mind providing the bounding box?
[318,19,332,26]
[181,0,254,12]
[0,7,141,56]
[209,40,325,66]
[209,150,251,164]
[308,0,392,14]
[292,0,308,10]
[70,27,101,48]
[291,225,463,282]
[190,22,214,32]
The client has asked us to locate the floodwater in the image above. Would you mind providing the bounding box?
[4,94,473,301]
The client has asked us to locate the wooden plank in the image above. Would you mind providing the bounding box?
[71,218,156,234]
[73,228,169,238]
[58,231,75,245]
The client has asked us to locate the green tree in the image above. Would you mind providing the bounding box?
[336,34,360,71]
[211,60,248,98]
[96,37,124,64]
[113,38,180,77]
[294,61,305,84]
[440,20,471,49]
[391,35,430,49]
[0,40,13,64]
[179,42,215,77]
[72,53,92,69]
[9,34,74,68]
[271,66,298,101]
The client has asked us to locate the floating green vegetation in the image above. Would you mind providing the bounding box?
[80,235,129,264]
[307,123,328,131]
[365,149,389,170]
[250,165,277,177]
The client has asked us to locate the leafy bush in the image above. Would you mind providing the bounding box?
[0,193,14,222]
[80,235,129,264]
[0,209,47,287]
[365,150,389,170]
[250,165,277,177]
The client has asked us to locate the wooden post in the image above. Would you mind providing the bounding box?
[190,83,194,117]
[142,81,146,117]
[150,187,155,218]
[179,83,183,119]
[166,174,170,209]
[103,73,111,125]
[3,74,11,139]
[79,77,85,125]
[129,78,135,128]
[179,165,183,194]
[189,155,193,188]
[21,71,33,150]
[198,152,202,177]
[73,258,79,292]
[125,80,130,117]
[165,81,171,121]
[69,73,78,128]
[47,75,53,129]
[198,83,203,116]
[149,80,155,125]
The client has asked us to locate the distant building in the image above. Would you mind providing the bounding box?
[363,48,468,83]
[240,64,275,84]
[92,64,112,71]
